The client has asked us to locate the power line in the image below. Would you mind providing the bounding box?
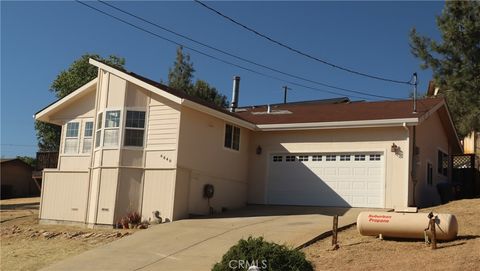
[75,1,392,100]
[97,0,400,100]
[194,0,414,85]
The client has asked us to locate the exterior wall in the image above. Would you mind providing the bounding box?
[142,169,177,222]
[40,170,89,222]
[175,106,250,218]
[247,127,410,209]
[0,160,35,198]
[413,111,451,207]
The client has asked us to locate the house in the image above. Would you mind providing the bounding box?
[34,59,462,227]
[1,159,36,199]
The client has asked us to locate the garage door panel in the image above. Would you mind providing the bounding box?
[267,153,384,208]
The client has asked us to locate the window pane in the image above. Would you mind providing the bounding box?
[66,122,79,137]
[232,127,240,150]
[224,124,233,148]
[97,113,103,129]
[95,130,101,148]
[84,122,93,137]
[126,111,146,128]
[124,129,144,147]
[64,138,78,153]
[103,129,119,146]
[105,111,121,128]
[82,138,92,153]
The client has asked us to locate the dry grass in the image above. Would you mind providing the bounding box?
[0,198,134,271]
[303,199,480,271]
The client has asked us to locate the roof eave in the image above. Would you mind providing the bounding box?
[256,118,419,131]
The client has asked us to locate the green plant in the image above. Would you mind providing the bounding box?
[212,236,313,271]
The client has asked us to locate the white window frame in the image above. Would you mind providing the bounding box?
[63,121,80,154]
[340,154,351,161]
[312,155,322,161]
[326,155,336,161]
[103,109,122,148]
[94,112,103,149]
[82,120,94,154]
[123,109,146,148]
[354,154,366,161]
[224,123,241,151]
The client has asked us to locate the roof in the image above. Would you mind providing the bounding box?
[235,98,444,125]
[0,158,33,169]
[35,58,460,151]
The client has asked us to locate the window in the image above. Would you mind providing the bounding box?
[298,155,309,161]
[103,110,121,147]
[312,155,322,161]
[64,122,79,154]
[354,154,366,161]
[326,155,336,161]
[82,121,94,153]
[370,154,381,161]
[340,155,351,161]
[124,111,146,147]
[224,124,240,151]
[427,162,433,185]
[273,155,283,162]
[286,155,296,162]
[437,150,448,176]
[95,112,103,148]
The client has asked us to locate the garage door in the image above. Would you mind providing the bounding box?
[267,153,384,208]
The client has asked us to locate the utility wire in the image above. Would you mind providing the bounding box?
[194,0,414,85]
[97,0,400,100]
[75,1,389,100]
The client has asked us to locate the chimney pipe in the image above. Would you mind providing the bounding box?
[230,76,240,112]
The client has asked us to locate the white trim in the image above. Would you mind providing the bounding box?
[35,78,97,123]
[256,118,419,131]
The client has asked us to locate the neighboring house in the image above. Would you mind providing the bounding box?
[1,159,36,199]
[34,59,462,227]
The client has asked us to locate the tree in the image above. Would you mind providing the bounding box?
[168,46,195,92]
[17,156,36,168]
[168,46,228,108]
[409,1,480,137]
[35,54,125,151]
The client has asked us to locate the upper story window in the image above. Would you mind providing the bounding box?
[95,112,103,148]
[312,155,322,161]
[124,111,146,147]
[103,110,121,147]
[64,122,79,154]
[82,121,94,153]
[224,124,240,151]
[298,155,309,161]
[437,150,448,176]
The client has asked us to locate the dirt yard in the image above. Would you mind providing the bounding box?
[304,199,480,271]
[0,197,134,271]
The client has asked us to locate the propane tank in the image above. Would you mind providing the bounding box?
[357,211,458,241]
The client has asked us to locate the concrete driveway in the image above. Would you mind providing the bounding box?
[43,206,373,271]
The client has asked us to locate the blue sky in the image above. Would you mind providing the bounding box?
[1,1,443,158]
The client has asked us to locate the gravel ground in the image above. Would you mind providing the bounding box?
[0,198,134,271]
[303,199,480,271]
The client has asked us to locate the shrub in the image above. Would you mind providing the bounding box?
[212,236,313,271]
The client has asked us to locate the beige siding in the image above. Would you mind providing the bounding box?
[146,101,180,151]
[126,82,149,107]
[414,111,450,207]
[51,87,96,122]
[58,156,91,171]
[40,171,89,222]
[176,106,250,216]
[141,170,176,222]
[96,169,119,225]
[106,74,126,108]
[114,168,143,222]
[247,127,409,209]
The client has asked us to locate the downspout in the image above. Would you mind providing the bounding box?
[402,123,410,207]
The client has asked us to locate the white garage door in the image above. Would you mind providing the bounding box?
[267,153,384,208]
